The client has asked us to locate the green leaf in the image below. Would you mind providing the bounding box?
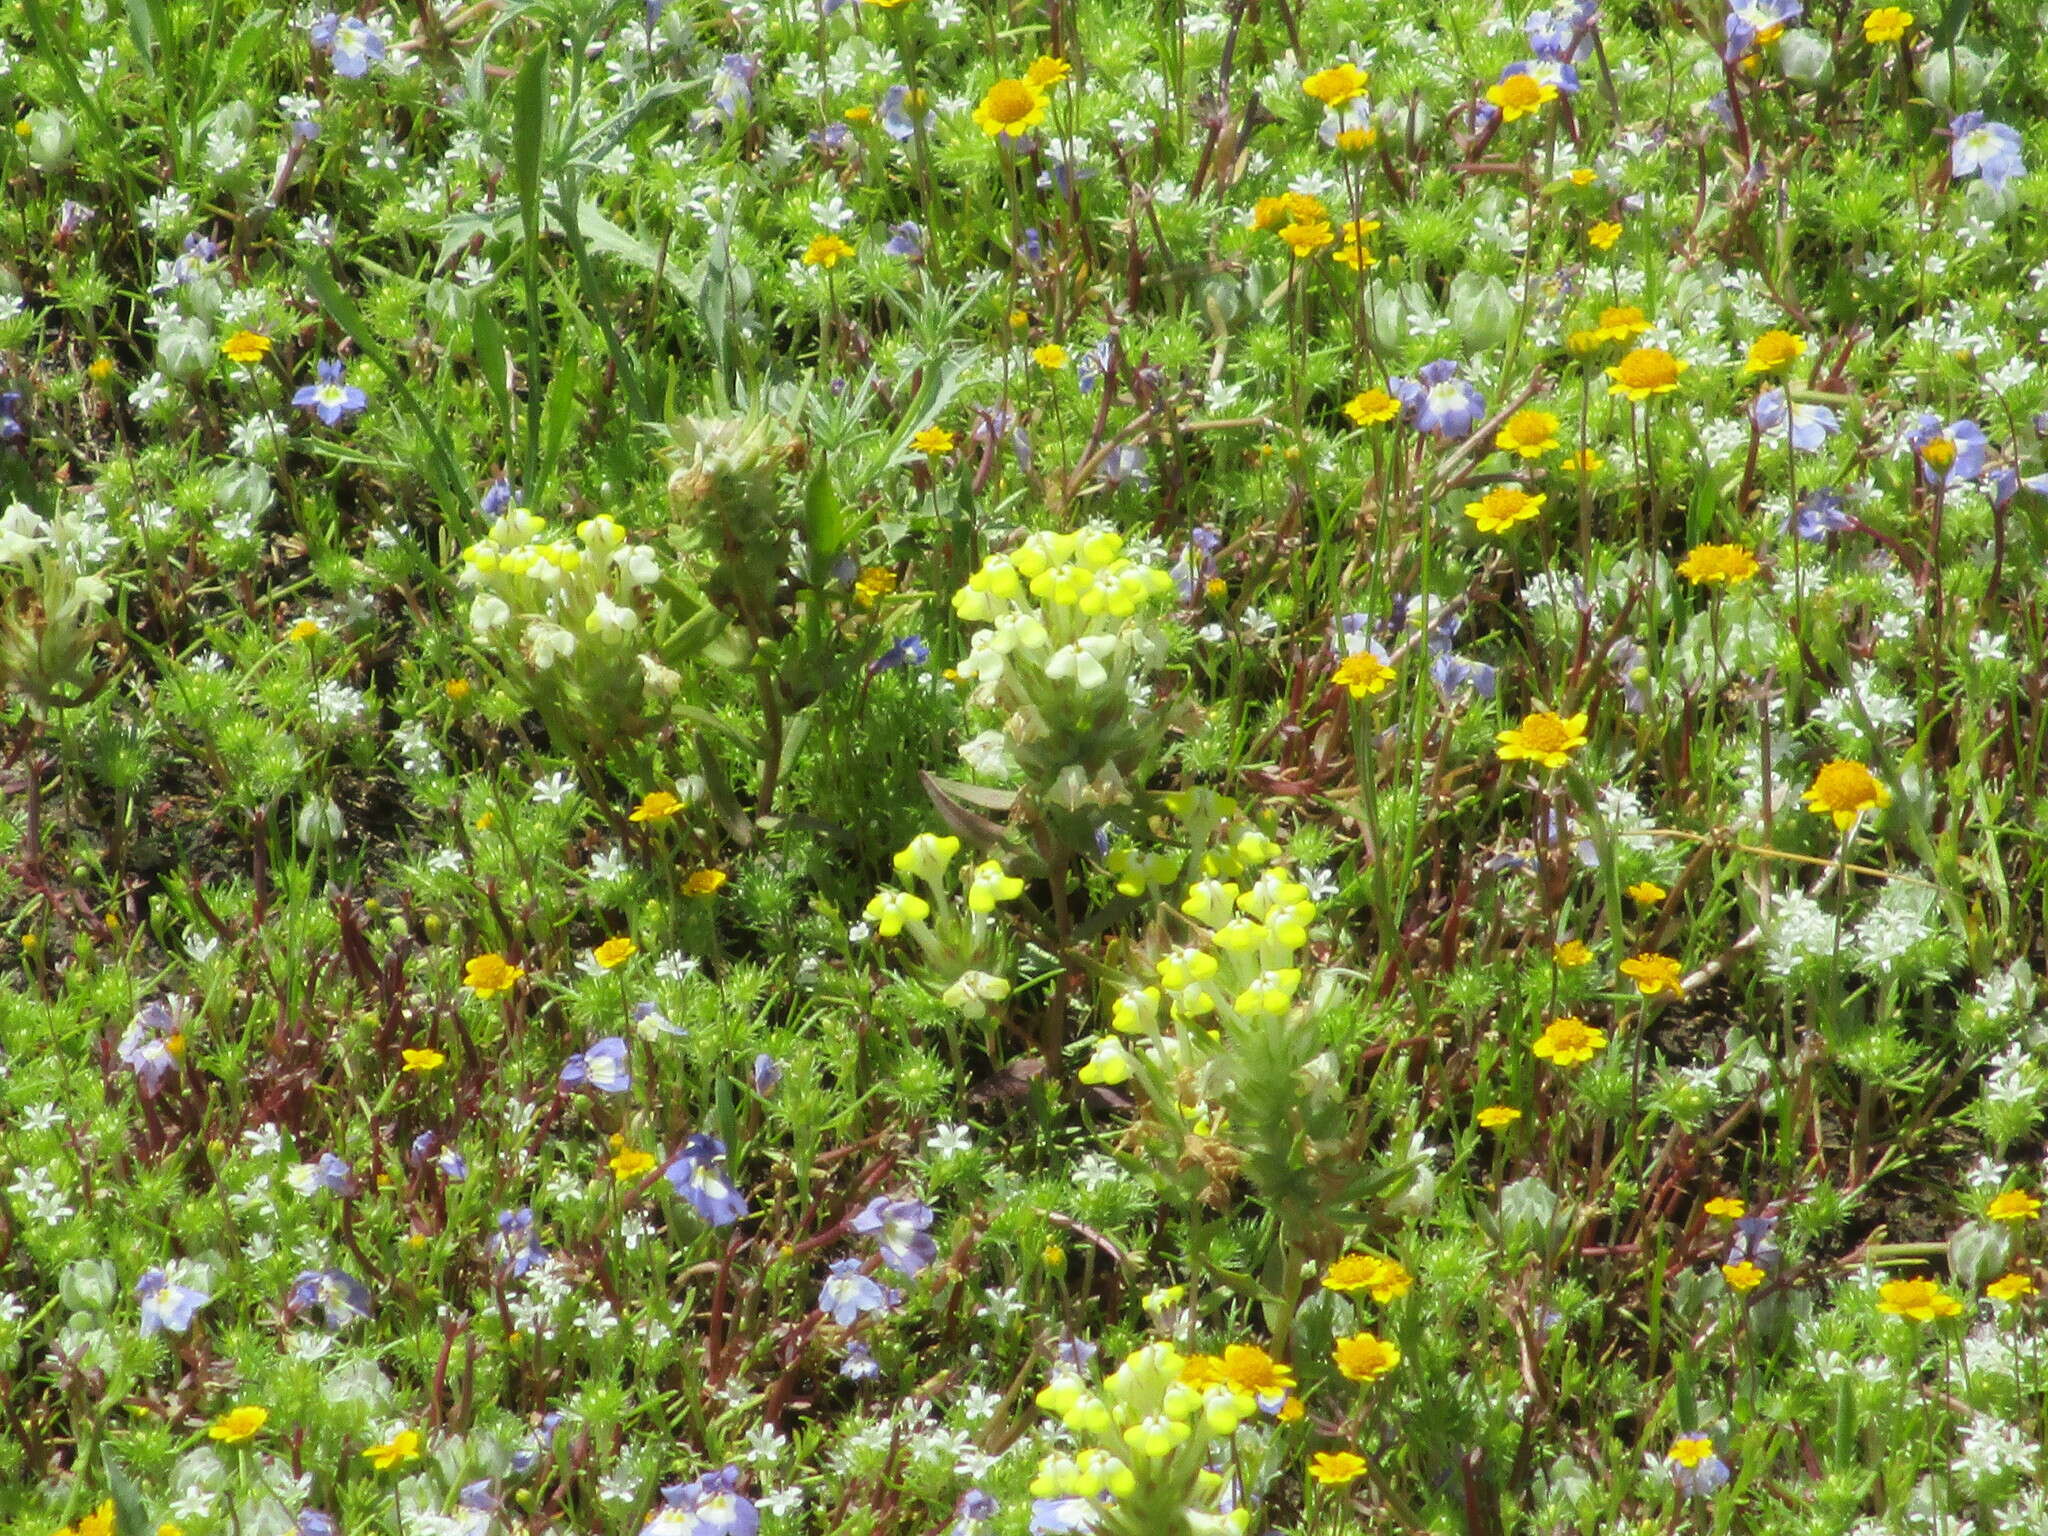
[103,1448,149,1536]
[124,0,165,77]
[801,455,842,572]
[1931,0,1971,50]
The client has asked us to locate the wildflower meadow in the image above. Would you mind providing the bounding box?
[4,0,2048,1530]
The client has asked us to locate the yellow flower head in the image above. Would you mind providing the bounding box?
[1626,881,1667,905]
[1486,72,1558,121]
[1220,1343,1295,1397]
[1987,1272,2037,1304]
[1876,1276,1963,1322]
[1533,1015,1607,1067]
[1704,1197,1747,1219]
[1677,544,1761,587]
[1032,343,1070,371]
[1495,408,1561,459]
[593,936,638,969]
[1343,388,1402,426]
[1333,651,1395,699]
[463,953,524,998]
[1721,1260,1767,1293]
[1619,952,1683,996]
[1464,485,1547,535]
[854,565,899,606]
[209,1405,269,1443]
[1587,220,1623,250]
[1332,1331,1401,1382]
[1606,346,1688,401]
[1477,1104,1522,1129]
[363,1428,423,1470]
[1743,329,1806,374]
[288,617,323,643]
[973,77,1047,139]
[1026,54,1072,88]
[1986,1190,2042,1223]
[1802,759,1890,831]
[1309,1450,1368,1486]
[911,426,957,456]
[1320,1253,1411,1301]
[1593,305,1651,342]
[1667,1436,1718,1469]
[1302,62,1369,107]
[1863,4,1914,41]
[609,1146,656,1181]
[1565,447,1606,474]
[1496,709,1590,769]
[221,330,273,365]
[802,233,856,269]
[1277,219,1336,259]
[684,868,728,898]
[630,789,685,823]
[402,1047,447,1073]
[1553,938,1593,968]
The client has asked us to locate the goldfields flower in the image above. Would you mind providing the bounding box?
[1331,220,1379,266]
[683,868,727,897]
[853,565,899,606]
[1278,219,1336,258]
[1496,709,1590,769]
[1619,952,1683,995]
[1533,1016,1607,1066]
[1605,346,1688,401]
[288,617,322,642]
[911,426,957,455]
[1677,544,1761,586]
[1220,1343,1295,1402]
[401,1047,446,1073]
[363,1428,423,1470]
[973,77,1047,139]
[1802,759,1890,830]
[1478,1104,1522,1129]
[1705,1197,1747,1219]
[56,1503,115,1536]
[208,1405,269,1442]
[1309,1450,1368,1486]
[1565,446,1605,473]
[1986,1189,2042,1222]
[1743,329,1805,373]
[1033,343,1069,370]
[1495,408,1561,458]
[220,329,273,365]
[1464,485,1547,534]
[1864,5,1914,43]
[1026,54,1072,88]
[1553,939,1593,968]
[1587,220,1622,250]
[1332,1331,1401,1382]
[593,936,638,969]
[1592,304,1650,342]
[1876,1276,1963,1321]
[1333,650,1395,698]
[801,233,855,269]
[1987,1272,2037,1303]
[608,1145,656,1181]
[463,953,524,998]
[1721,1260,1767,1292]
[1321,1253,1412,1301]
[1626,881,1667,905]
[1343,388,1402,426]
[1487,70,1558,121]
[1302,62,1369,106]
[630,789,685,822]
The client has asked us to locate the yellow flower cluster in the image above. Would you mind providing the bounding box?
[951,526,1179,808]
[865,832,1026,1017]
[457,509,665,672]
[1031,1340,1265,1534]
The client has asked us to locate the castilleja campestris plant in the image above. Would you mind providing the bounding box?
[950,526,1180,819]
[1030,1340,1259,1536]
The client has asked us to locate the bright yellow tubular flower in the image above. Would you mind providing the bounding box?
[967,860,1025,913]
[863,887,930,936]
